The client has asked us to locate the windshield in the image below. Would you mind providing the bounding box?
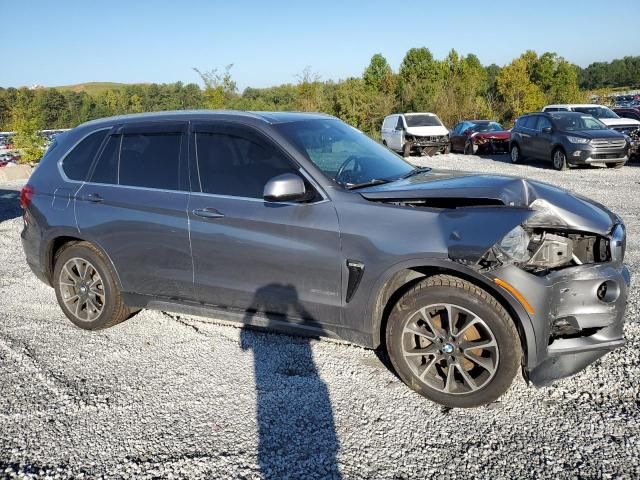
[552,114,607,131]
[471,122,503,132]
[573,106,619,119]
[275,119,415,187]
[404,115,443,127]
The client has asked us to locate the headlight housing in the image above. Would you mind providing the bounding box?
[497,226,530,263]
[567,136,590,144]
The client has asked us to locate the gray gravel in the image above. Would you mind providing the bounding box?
[1,155,639,479]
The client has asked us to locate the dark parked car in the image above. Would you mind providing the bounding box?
[449,120,510,154]
[613,107,640,122]
[510,112,630,170]
[21,111,630,408]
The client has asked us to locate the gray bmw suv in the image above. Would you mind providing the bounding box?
[21,111,630,408]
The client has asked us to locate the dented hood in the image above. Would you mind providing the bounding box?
[359,170,617,235]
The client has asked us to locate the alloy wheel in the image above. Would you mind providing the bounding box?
[401,303,499,395]
[510,146,519,163]
[59,257,105,322]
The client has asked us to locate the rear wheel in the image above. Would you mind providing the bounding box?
[606,162,624,169]
[385,275,521,408]
[53,242,133,330]
[552,148,568,171]
[510,144,521,164]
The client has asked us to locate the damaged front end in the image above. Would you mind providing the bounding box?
[405,134,449,156]
[361,174,630,387]
[457,198,630,387]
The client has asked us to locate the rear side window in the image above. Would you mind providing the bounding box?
[195,131,296,198]
[62,130,108,181]
[523,116,538,129]
[118,133,182,190]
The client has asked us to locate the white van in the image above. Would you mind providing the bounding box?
[542,104,640,134]
[381,113,449,156]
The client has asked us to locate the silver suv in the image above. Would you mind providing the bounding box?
[21,111,630,408]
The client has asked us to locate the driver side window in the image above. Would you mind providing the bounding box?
[194,127,298,199]
[396,116,404,130]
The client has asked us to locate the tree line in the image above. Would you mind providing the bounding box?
[2,49,637,161]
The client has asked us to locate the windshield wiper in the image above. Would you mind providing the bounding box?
[345,178,391,190]
[400,167,431,179]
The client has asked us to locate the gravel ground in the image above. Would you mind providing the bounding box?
[1,155,639,479]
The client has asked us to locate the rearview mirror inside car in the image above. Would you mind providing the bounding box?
[263,173,307,202]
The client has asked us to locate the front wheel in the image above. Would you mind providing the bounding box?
[402,142,412,157]
[552,148,568,171]
[385,275,521,408]
[53,242,133,330]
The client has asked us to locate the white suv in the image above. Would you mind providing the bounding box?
[381,113,449,157]
[542,104,640,134]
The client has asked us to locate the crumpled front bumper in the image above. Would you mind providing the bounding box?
[487,261,630,387]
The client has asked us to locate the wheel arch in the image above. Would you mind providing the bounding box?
[45,234,124,290]
[369,259,536,367]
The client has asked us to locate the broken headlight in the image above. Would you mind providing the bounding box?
[496,226,530,263]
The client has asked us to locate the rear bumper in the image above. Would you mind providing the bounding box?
[488,262,630,387]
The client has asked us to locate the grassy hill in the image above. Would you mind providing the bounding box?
[55,82,144,94]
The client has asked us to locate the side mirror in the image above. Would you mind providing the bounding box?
[542,127,553,134]
[263,173,307,202]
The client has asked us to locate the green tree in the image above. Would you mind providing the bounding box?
[193,64,237,109]
[9,90,46,163]
[497,55,546,121]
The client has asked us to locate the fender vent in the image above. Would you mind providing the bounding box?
[346,260,365,303]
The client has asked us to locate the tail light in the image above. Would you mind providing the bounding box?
[19,184,34,209]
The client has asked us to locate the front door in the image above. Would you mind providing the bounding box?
[188,122,342,326]
[75,121,193,300]
[529,116,553,160]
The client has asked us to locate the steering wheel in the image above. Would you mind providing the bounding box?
[335,155,364,186]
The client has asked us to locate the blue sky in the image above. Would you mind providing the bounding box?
[1,0,639,90]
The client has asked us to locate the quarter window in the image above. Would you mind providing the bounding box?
[90,135,120,185]
[62,130,107,181]
[195,131,297,198]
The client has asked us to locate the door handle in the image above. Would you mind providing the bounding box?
[193,207,225,219]
[82,193,103,203]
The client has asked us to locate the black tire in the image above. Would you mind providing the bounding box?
[402,142,412,157]
[606,162,624,169]
[382,140,388,147]
[510,143,522,164]
[385,275,521,408]
[552,148,568,171]
[53,241,133,330]
[464,141,476,155]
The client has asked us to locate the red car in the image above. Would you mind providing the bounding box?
[613,107,640,122]
[449,120,510,154]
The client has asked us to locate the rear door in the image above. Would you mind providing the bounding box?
[518,116,538,156]
[188,122,341,326]
[75,121,193,300]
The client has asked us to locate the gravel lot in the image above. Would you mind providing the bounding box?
[1,154,639,479]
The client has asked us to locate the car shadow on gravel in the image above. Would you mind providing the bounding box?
[0,189,22,222]
[240,284,341,479]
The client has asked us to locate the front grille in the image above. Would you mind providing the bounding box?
[591,138,626,148]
